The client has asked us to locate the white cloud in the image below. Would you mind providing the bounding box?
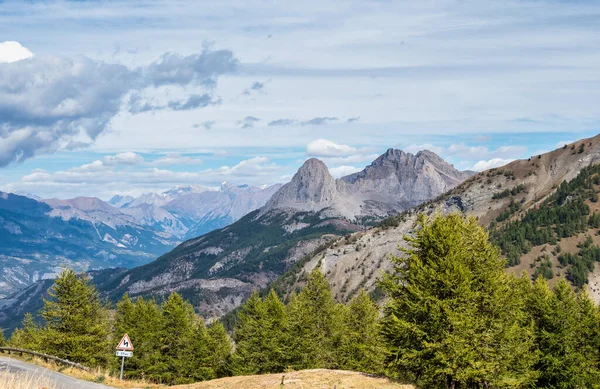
[403,144,445,155]
[217,156,278,177]
[470,158,515,171]
[152,153,203,166]
[103,152,145,166]
[306,139,359,157]
[329,165,362,178]
[0,41,33,63]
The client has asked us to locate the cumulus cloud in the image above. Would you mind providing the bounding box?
[216,156,277,176]
[0,41,33,63]
[237,116,261,129]
[470,158,515,171]
[103,152,145,166]
[0,47,238,167]
[403,143,526,161]
[306,139,359,157]
[403,143,445,155]
[329,165,362,178]
[152,153,203,166]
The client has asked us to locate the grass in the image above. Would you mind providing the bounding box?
[0,369,58,389]
[172,369,414,389]
[0,354,160,389]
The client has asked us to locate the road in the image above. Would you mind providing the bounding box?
[0,356,114,389]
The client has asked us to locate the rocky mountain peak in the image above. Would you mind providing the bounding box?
[262,158,337,213]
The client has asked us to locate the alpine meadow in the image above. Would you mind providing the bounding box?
[1,1,600,388]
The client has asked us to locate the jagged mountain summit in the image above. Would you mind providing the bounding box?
[264,149,473,218]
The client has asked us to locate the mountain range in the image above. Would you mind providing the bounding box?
[0,183,281,297]
[0,147,475,331]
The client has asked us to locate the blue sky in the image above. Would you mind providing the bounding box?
[0,0,599,199]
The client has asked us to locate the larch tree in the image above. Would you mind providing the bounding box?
[380,213,537,388]
[40,268,111,366]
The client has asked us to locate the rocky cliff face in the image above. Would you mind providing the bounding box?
[265,149,472,219]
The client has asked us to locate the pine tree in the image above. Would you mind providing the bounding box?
[338,290,386,374]
[206,320,232,378]
[113,294,164,381]
[159,292,197,385]
[0,327,5,347]
[380,213,537,388]
[231,290,287,374]
[286,269,344,369]
[40,268,111,366]
[9,313,42,351]
[528,278,600,387]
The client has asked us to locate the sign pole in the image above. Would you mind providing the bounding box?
[120,355,125,380]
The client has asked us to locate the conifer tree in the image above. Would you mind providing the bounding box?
[0,328,5,347]
[206,320,232,378]
[190,319,215,381]
[113,294,164,381]
[159,292,197,384]
[380,213,537,388]
[8,313,41,350]
[231,290,287,374]
[338,290,386,374]
[286,269,344,369]
[527,278,600,387]
[40,269,111,366]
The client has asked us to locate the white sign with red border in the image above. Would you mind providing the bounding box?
[116,333,134,351]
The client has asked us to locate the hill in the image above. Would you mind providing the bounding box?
[285,134,600,303]
[172,369,413,389]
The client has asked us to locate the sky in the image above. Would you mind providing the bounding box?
[0,0,599,200]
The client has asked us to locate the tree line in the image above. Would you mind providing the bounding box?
[4,213,600,388]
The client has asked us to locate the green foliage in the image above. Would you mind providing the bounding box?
[0,327,5,347]
[40,269,111,366]
[533,258,554,280]
[380,213,537,388]
[8,313,42,350]
[492,184,525,200]
[286,269,345,369]
[337,290,386,374]
[231,290,287,375]
[527,279,600,387]
[490,164,600,267]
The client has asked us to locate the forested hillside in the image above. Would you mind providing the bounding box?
[7,214,600,389]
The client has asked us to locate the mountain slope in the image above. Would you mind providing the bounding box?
[286,135,600,303]
[0,192,177,297]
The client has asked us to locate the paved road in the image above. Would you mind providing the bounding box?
[0,356,114,389]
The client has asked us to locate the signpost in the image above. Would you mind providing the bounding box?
[116,334,134,380]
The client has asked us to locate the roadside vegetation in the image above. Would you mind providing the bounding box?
[4,213,600,388]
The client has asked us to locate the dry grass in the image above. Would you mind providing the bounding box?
[172,369,414,389]
[0,369,58,389]
[1,354,160,389]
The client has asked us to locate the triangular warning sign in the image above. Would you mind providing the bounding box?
[116,333,134,351]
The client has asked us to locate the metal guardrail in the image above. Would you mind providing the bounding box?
[0,347,91,372]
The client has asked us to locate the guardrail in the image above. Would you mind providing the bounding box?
[0,347,91,372]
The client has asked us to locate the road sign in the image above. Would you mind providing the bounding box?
[116,333,134,351]
[116,333,134,380]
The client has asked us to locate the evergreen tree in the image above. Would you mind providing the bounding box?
[231,290,287,374]
[0,328,5,347]
[112,294,165,381]
[9,313,42,351]
[190,319,215,381]
[159,292,197,384]
[40,269,111,366]
[527,278,600,388]
[206,320,232,378]
[380,213,537,388]
[286,269,344,369]
[338,290,386,374]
